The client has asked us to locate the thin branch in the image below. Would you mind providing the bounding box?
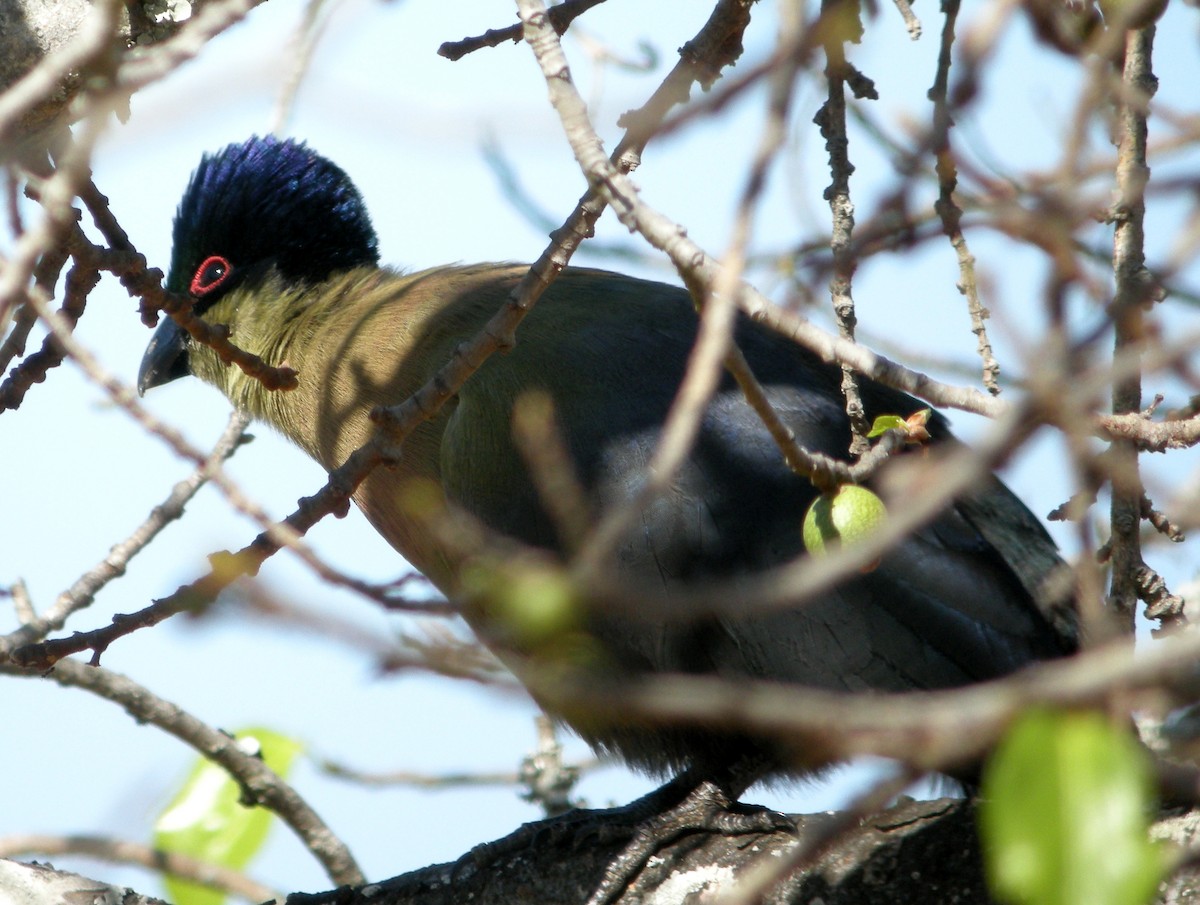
[509,2,1012,425]
[816,1,873,457]
[1,0,266,340]
[0,251,93,412]
[0,411,250,655]
[520,715,587,816]
[438,0,608,60]
[0,127,96,338]
[890,0,922,39]
[586,395,1040,622]
[371,0,763,550]
[929,0,1001,395]
[7,580,35,624]
[0,834,279,903]
[1141,491,1184,542]
[0,0,122,151]
[1,658,363,887]
[1108,23,1164,632]
[519,0,913,582]
[0,215,68,377]
[510,391,593,554]
[527,624,1200,775]
[135,284,299,392]
[322,716,596,820]
[3,288,447,668]
[318,761,524,789]
[113,0,267,95]
[270,0,335,135]
[16,289,306,569]
[228,580,463,672]
[1097,411,1200,451]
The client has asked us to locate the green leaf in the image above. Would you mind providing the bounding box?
[979,709,1163,905]
[155,727,304,905]
[866,414,907,438]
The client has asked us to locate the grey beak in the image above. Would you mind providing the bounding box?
[137,316,190,396]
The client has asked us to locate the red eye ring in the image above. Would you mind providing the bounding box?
[190,255,233,297]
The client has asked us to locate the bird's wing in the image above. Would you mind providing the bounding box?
[434,271,1072,696]
[597,387,1072,692]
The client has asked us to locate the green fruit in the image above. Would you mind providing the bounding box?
[466,561,579,645]
[802,484,888,555]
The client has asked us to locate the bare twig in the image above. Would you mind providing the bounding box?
[890,0,922,39]
[519,715,587,816]
[526,624,1200,775]
[578,396,1041,623]
[371,1,763,595]
[113,0,267,95]
[0,411,250,655]
[0,0,122,151]
[270,0,334,135]
[518,0,918,582]
[320,762,523,789]
[816,2,873,457]
[1,657,363,887]
[1108,23,1167,631]
[438,0,607,60]
[510,391,592,554]
[0,834,279,903]
[929,0,1001,395]
[2,288,447,667]
[509,3,1013,425]
[1097,411,1200,451]
[1141,491,1184,542]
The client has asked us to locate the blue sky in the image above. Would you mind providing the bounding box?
[3,0,1198,898]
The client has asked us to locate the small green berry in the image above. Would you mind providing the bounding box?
[498,566,577,643]
[802,484,888,556]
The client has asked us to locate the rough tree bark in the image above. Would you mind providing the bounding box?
[6,798,1200,904]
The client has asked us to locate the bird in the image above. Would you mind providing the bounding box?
[138,134,1076,892]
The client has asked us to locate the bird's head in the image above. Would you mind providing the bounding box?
[137,135,380,395]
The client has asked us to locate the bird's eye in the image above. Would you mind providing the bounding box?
[190,255,233,297]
